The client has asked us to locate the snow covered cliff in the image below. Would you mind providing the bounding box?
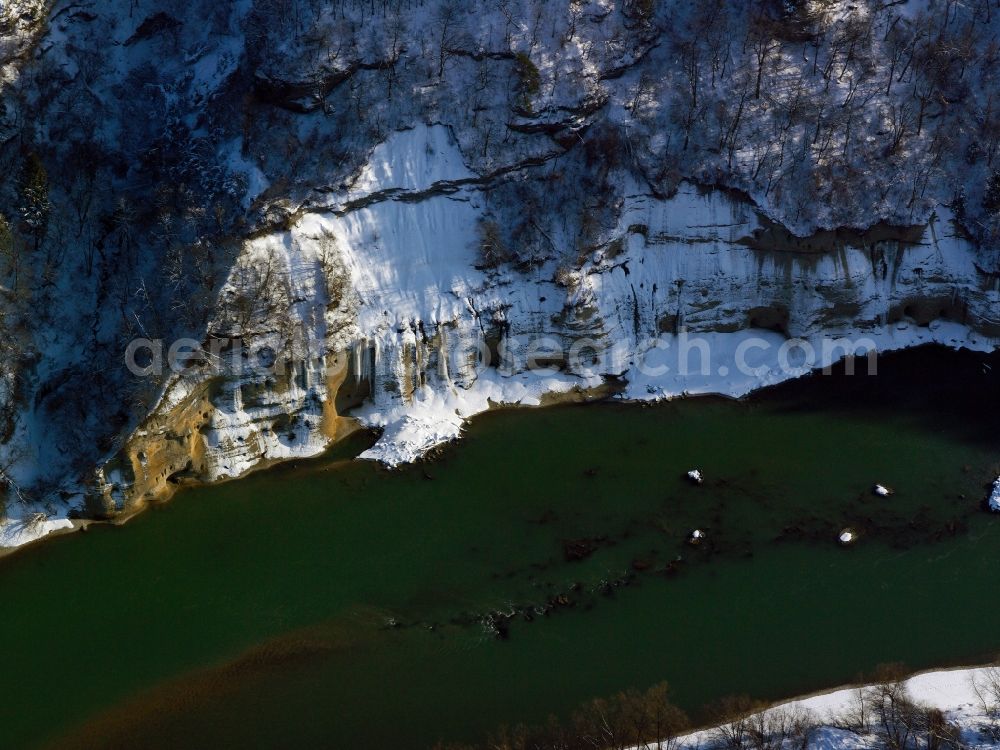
[101,122,999,510]
[0,0,998,541]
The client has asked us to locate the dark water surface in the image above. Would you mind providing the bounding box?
[2,346,1000,749]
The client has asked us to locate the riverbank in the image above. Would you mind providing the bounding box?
[0,516,78,552]
[665,664,1000,750]
[2,331,997,557]
[353,321,997,468]
[433,662,1000,750]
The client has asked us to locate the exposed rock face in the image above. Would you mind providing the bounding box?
[0,0,998,538]
[98,218,360,510]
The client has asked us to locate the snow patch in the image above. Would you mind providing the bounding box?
[354,369,600,467]
[0,513,73,549]
[348,124,475,198]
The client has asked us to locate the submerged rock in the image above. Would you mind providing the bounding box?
[563,538,599,561]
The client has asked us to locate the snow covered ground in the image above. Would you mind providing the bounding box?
[656,666,1000,750]
[0,512,73,549]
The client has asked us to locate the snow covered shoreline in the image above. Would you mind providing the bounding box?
[649,665,1000,750]
[351,318,996,468]
[0,513,76,551]
[1,319,994,553]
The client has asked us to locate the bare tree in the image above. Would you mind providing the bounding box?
[215,251,292,340]
[435,0,460,78]
[709,694,765,750]
[834,664,962,750]
[748,705,816,750]
[746,11,779,100]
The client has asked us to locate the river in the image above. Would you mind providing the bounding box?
[2,346,999,749]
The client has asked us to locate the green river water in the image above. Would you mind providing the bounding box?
[2,347,1000,749]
